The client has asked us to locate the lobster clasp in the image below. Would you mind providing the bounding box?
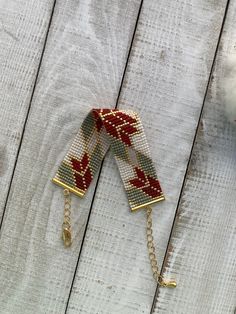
[159,279,177,288]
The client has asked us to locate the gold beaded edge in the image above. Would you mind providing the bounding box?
[131,194,165,211]
[52,178,85,197]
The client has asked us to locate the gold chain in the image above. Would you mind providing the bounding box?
[62,189,72,247]
[60,191,176,285]
[146,205,176,288]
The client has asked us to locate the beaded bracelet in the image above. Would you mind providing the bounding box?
[52,108,176,288]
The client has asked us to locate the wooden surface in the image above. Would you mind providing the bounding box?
[0,0,55,218]
[0,0,235,313]
[154,1,236,312]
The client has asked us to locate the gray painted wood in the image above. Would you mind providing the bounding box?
[0,0,233,313]
[0,0,141,313]
[0,0,55,218]
[65,1,229,313]
[154,2,236,313]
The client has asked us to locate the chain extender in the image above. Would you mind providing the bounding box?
[146,205,177,288]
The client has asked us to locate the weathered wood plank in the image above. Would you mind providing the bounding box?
[66,0,229,313]
[153,2,236,313]
[0,0,55,218]
[0,0,141,313]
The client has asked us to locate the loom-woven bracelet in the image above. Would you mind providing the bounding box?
[52,108,176,288]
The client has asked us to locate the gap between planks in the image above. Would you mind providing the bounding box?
[64,0,144,312]
[0,0,228,313]
[0,0,57,233]
[150,0,232,312]
[0,0,144,311]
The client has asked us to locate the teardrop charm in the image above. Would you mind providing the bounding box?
[62,228,72,247]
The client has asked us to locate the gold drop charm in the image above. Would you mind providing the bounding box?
[62,228,72,247]
[62,189,72,247]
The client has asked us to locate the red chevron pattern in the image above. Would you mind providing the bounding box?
[71,153,92,191]
[129,167,162,198]
[53,109,164,211]
[93,109,137,146]
[71,153,89,173]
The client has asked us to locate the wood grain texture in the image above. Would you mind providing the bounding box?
[0,0,55,218]
[66,0,229,313]
[153,2,236,313]
[0,0,141,313]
